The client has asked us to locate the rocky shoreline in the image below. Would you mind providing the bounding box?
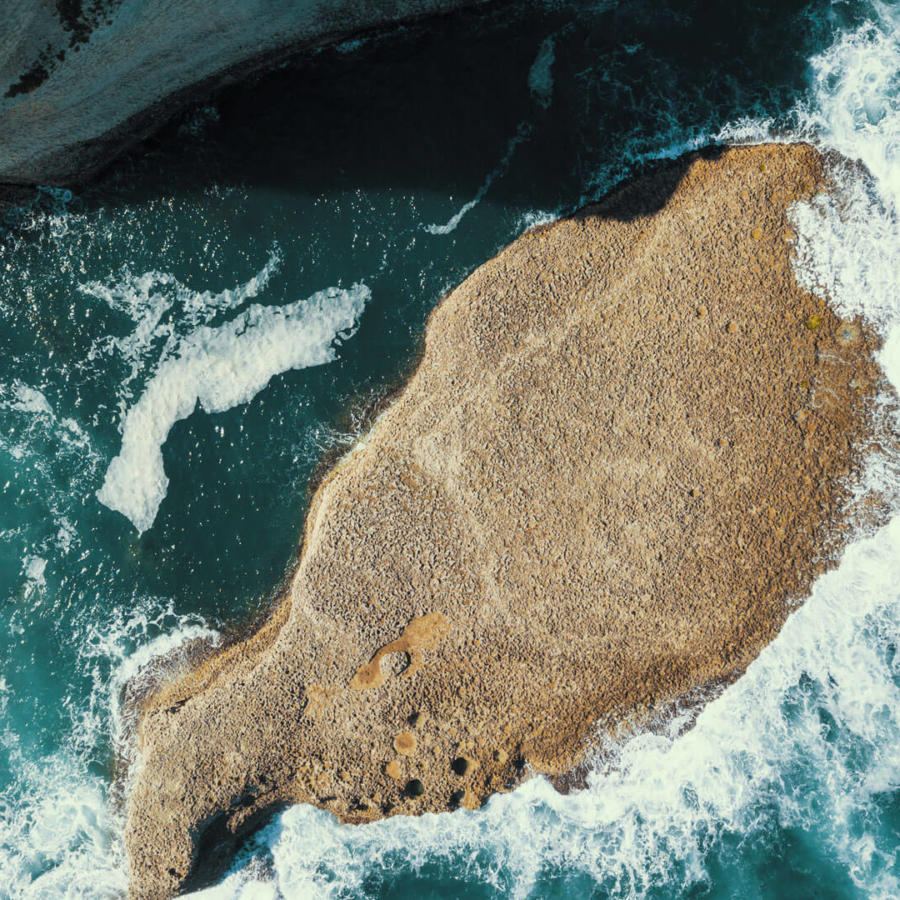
[125,142,894,898]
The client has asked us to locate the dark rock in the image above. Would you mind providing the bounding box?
[0,0,491,185]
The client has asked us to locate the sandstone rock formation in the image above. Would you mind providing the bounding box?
[0,0,489,186]
[126,143,892,898]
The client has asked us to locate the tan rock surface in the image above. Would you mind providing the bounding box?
[125,143,892,898]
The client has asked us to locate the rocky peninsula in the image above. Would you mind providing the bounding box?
[126,143,892,898]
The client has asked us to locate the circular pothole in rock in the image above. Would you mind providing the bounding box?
[451,756,469,776]
[404,779,425,798]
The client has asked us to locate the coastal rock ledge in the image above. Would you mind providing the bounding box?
[127,143,893,898]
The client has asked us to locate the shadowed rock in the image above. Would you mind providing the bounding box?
[125,143,894,898]
[0,0,490,185]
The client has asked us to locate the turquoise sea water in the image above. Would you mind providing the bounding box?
[1,0,900,896]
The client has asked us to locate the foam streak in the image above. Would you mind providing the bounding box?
[97,284,370,533]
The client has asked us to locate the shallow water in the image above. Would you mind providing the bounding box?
[1,0,899,897]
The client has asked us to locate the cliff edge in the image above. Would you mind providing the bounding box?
[126,143,893,897]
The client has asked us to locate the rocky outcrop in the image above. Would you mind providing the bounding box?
[0,0,489,186]
[126,143,892,898]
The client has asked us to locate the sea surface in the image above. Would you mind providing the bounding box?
[0,0,899,897]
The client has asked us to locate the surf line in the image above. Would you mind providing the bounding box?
[422,121,533,236]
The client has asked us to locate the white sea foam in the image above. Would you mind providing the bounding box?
[0,381,101,569]
[789,24,900,322]
[186,8,900,899]
[796,10,900,211]
[0,756,126,899]
[6,383,53,417]
[21,556,47,599]
[517,209,560,232]
[423,123,532,235]
[0,599,218,899]
[77,602,220,778]
[82,247,284,406]
[97,282,370,533]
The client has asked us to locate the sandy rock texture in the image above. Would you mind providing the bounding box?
[126,143,892,897]
[0,0,489,185]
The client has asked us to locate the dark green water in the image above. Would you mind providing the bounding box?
[1,0,900,897]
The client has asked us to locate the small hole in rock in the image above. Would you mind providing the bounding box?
[405,779,425,798]
[451,757,469,776]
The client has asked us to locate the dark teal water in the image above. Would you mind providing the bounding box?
[1,1,899,897]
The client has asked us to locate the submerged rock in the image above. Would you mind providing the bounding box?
[126,143,893,897]
[0,0,489,186]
